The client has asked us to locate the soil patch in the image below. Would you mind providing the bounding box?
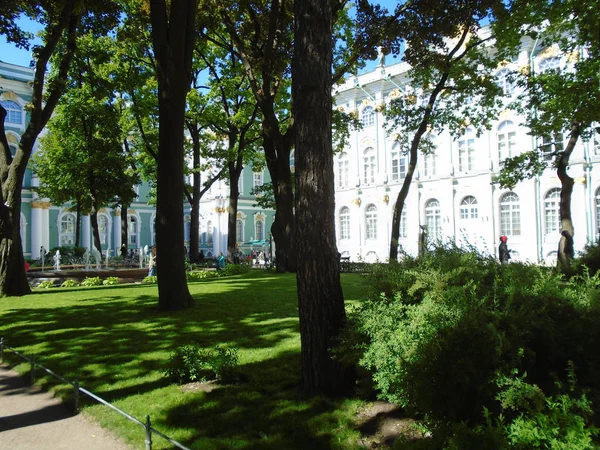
[355,401,423,448]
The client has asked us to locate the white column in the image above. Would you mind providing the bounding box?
[30,202,48,258]
[82,215,91,250]
[114,211,122,250]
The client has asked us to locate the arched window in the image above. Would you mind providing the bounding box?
[496,68,515,97]
[236,219,244,243]
[337,152,349,189]
[363,147,376,185]
[539,56,561,73]
[544,188,561,235]
[340,206,350,240]
[365,204,378,239]
[60,213,76,246]
[206,220,213,244]
[425,199,442,241]
[255,219,265,241]
[390,143,406,182]
[128,215,138,246]
[365,251,378,263]
[98,214,109,245]
[500,192,521,236]
[361,106,375,127]
[1,100,23,124]
[497,120,517,161]
[460,196,478,220]
[400,208,408,238]
[458,127,475,172]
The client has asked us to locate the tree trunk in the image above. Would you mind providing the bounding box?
[293,0,353,396]
[556,122,579,273]
[121,204,128,251]
[150,0,196,310]
[227,159,241,260]
[188,130,201,262]
[90,210,102,253]
[75,201,81,247]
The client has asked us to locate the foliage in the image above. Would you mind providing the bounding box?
[141,275,157,284]
[102,277,120,286]
[346,244,600,442]
[60,279,79,288]
[80,276,102,287]
[164,344,240,384]
[36,280,55,289]
[573,240,600,277]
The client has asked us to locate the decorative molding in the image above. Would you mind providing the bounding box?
[30,201,51,209]
[113,209,121,216]
[498,109,513,121]
[387,89,401,100]
[0,91,19,102]
[360,99,373,107]
[538,46,559,59]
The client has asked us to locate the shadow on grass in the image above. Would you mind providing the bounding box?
[0,272,367,449]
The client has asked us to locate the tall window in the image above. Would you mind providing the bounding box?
[363,147,376,185]
[236,219,244,242]
[425,199,442,241]
[390,143,406,182]
[544,188,561,235]
[128,215,137,246]
[458,127,475,172]
[238,172,243,194]
[400,209,408,238]
[500,192,521,236]
[540,133,564,162]
[340,206,350,240]
[365,204,378,239]
[253,171,263,188]
[60,213,76,246]
[255,219,265,241]
[1,100,23,124]
[206,220,213,244]
[361,106,375,127]
[423,152,436,177]
[98,214,108,245]
[337,153,349,188]
[497,120,517,161]
[460,196,478,220]
[496,68,515,97]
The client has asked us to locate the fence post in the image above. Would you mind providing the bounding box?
[144,415,152,450]
[29,354,35,385]
[73,380,80,411]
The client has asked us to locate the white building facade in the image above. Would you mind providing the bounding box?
[332,43,599,264]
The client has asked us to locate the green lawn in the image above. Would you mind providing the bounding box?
[0,271,370,449]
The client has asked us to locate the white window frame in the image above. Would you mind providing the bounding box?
[340,206,350,240]
[544,188,561,235]
[365,204,378,240]
[497,120,517,162]
[500,192,521,236]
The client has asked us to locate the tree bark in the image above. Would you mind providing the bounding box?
[188,128,201,262]
[149,0,196,310]
[293,0,353,396]
[90,210,102,254]
[121,204,128,252]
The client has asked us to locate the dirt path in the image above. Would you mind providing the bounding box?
[0,366,132,450]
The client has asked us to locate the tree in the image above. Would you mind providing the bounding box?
[293,0,352,396]
[0,1,120,296]
[383,0,513,261]
[495,0,600,272]
[148,0,197,310]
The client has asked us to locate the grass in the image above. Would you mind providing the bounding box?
[0,270,370,449]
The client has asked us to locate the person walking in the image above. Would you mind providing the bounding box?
[148,246,157,276]
[217,251,226,270]
[498,235,511,264]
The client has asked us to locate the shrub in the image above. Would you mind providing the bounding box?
[164,344,240,385]
[80,276,102,287]
[102,277,120,286]
[60,279,79,288]
[186,270,217,281]
[574,240,600,277]
[141,275,157,284]
[36,280,55,289]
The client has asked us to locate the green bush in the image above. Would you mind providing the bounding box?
[102,277,120,286]
[80,276,102,287]
[345,244,600,443]
[164,344,240,385]
[574,240,600,277]
[60,279,79,288]
[36,280,55,289]
[186,270,217,281]
[141,275,157,284]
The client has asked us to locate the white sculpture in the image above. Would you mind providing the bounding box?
[94,248,101,270]
[84,248,90,270]
[53,250,61,271]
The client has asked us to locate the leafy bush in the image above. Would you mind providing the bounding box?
[102,277,120,286]
[165,344,240,384]
[141,275,157,284]
[80,276,102,287]
[574,240,600,277]
[186,270,217,281]
[219,263,250,276]
[36,280,55,289]
[60,279,79,288]
[344,244,600,442]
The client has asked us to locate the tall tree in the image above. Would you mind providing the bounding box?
[293,0,352,396]
[148,0,197,310]
[494,0,600,272]
[0,0,119,296]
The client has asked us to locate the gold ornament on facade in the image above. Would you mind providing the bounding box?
[498,109,513,121]
[360,99,372,107]
[518,65,530,76]
[375,103,385,112]
[30,201,51,209]
[383,194,389,204]
[353,198,362,206]
[387,89,401,100]
[566,50,580,63]
[337,105,346,112]
[538,46,559,59]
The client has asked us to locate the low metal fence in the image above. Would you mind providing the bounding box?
[0,337,190,450]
